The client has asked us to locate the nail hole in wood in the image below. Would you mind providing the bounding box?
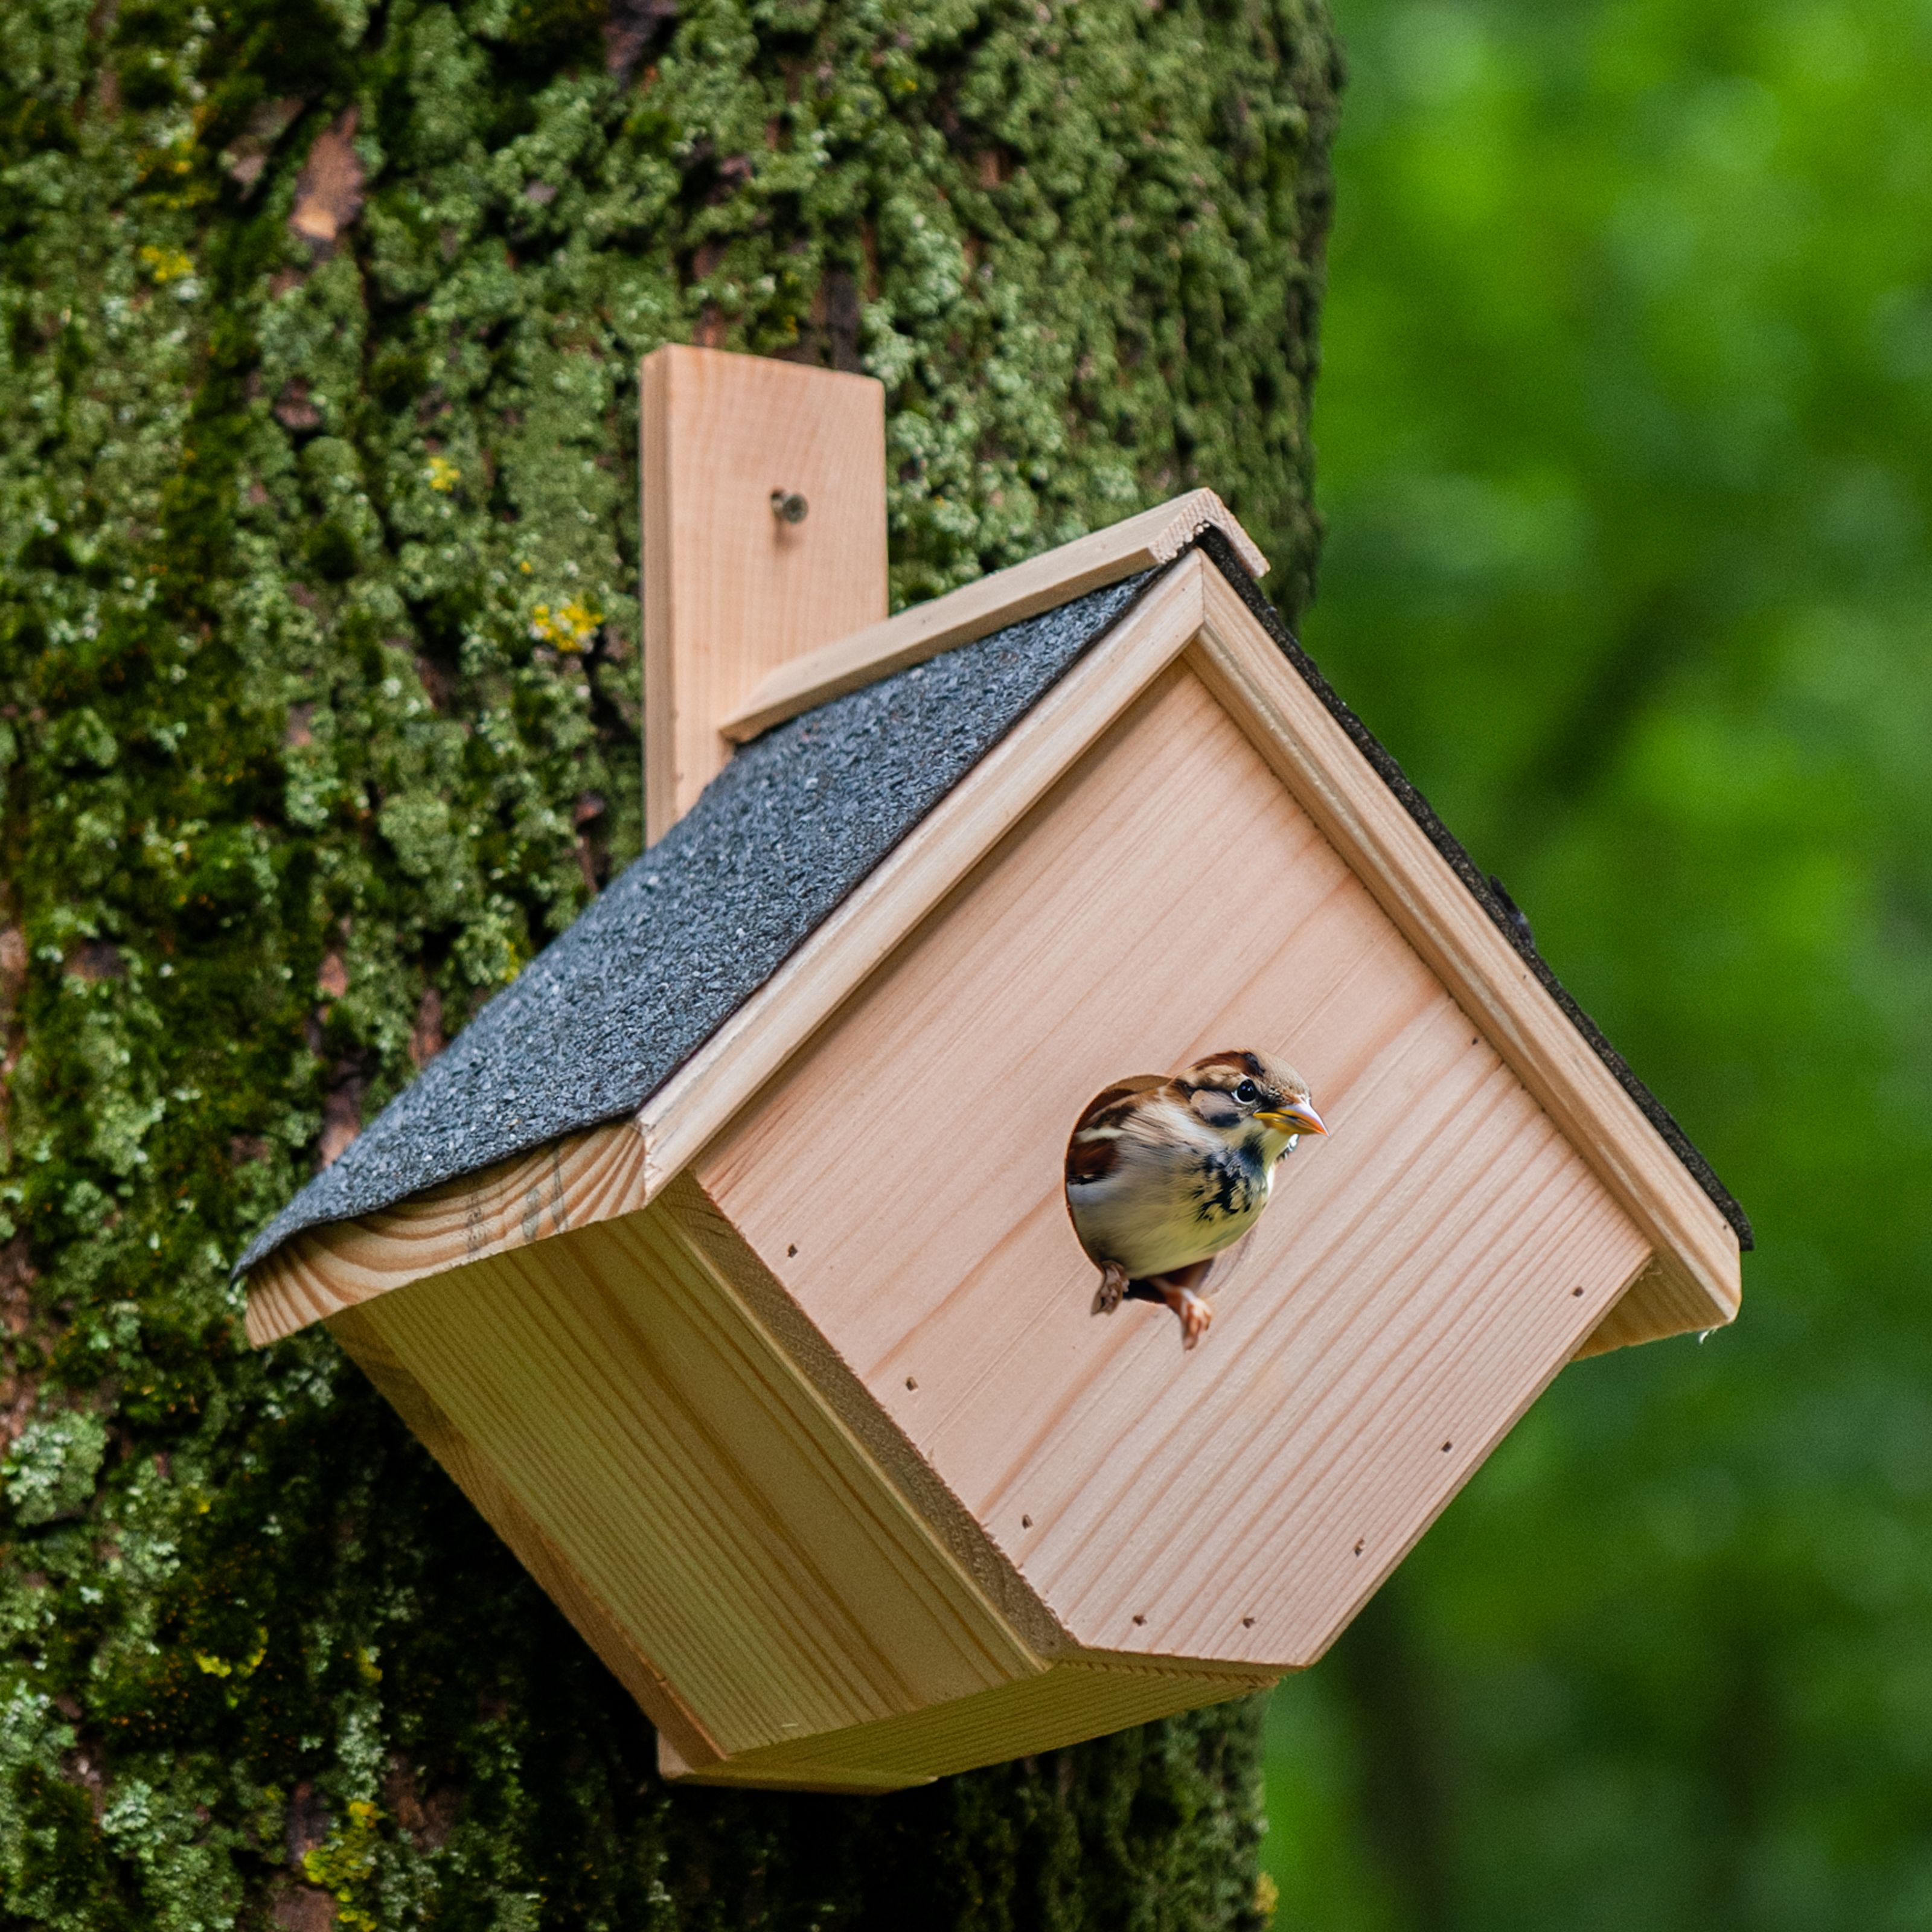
[1132,1614,1146,1627]
[1022,1514,1032,1528]
[1353,1540,1365,1555]
[905,1376,917,1390]
[787,1243,798,1257]
[1241,1616,1255,1628]
[1572,1284,1584,1296]
[770,488,808,525]
[1441,1441,1452,1452]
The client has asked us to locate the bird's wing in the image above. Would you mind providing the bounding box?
[1066,1075,1168,1191]
[1065,1133,1121,1186]
[1070,1074,1168,1136]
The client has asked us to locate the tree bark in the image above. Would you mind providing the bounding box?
[0,1,1339,1923]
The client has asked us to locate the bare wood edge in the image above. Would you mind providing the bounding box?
[327,1302,727,1773]
[661,1171,1072,1662]
[717,491,1263,744]
[242,560,1208,1347]
[1187,571,1742,1348]
[640,348,677,846]
[657,1651,1279,1792]
[244,1122,650,1346]
[638,554,1209,1193]
[1570,1254,1713,1358]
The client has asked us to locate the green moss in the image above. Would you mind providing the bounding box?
[0,0,1339,1922]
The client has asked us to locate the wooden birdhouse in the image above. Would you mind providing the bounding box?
[240,348,1748,1794]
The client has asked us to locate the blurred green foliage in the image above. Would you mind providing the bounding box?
[1264,1,1932,1925]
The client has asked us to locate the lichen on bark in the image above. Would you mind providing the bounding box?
[0,0,1339,1923]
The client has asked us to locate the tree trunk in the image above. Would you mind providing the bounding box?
[0,1,1339,1924]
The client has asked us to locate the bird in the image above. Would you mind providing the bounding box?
[1064,1049,1327,1349]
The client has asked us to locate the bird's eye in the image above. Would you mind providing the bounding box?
[1234,1079,1259,1105]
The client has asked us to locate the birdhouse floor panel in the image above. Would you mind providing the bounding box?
[698,659,1653,1668]
[657,1654,1275,1793]
[345,1198,1043,1761]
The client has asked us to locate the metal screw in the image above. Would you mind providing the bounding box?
[770,488,808,525]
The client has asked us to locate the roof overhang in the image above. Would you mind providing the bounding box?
[245,532,1741,1357]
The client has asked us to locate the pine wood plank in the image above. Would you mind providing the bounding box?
[716,488,1267,743]
[245,1122,650,1345]
[1187,570,1740,1347]
[697,665,1655,1667]
[327,1304,726,1773]
[641,345,886,842]
[348,1195,1046,1759]
[659,1655,1273,1791]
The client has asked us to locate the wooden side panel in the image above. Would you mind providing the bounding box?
[350,1200,1041,1759]
[641,345,886,842]
[327,1305,726,1773]
[662,1655,1274,1793]
[698,666,1654,1671]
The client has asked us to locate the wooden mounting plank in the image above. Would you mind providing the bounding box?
[1186,568,1740,1344]
[716,488,1267,744]
[642,345,886,843]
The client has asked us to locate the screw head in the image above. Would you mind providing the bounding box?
[770,488,808,525]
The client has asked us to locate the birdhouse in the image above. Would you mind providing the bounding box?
[240,348,1748,1794]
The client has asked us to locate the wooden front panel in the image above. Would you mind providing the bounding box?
[697,662,1652,1669]
[351,1199,1037,1759]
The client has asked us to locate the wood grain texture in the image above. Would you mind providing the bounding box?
[717,488,1267,743]
[657,1654,1273,1791]
[348,1195,1045,1760]
[1188,569,1741,1350]
[245,1122,649,1345]
[327,1303,726,1772]
[641,345,886,843]
[697,665,1656,1668]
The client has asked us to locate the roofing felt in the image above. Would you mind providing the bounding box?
[239,539,1749,1280]
[235,571,1156,1276]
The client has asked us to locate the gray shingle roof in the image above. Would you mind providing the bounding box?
[239,540,1748,1280]
[236,571,1155,1275]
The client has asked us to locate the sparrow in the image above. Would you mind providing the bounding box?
[1064,1050,1327,1349]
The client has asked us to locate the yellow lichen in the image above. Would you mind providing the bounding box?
[529,599,601,652]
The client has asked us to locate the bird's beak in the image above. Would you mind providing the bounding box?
[1259,1100,1327,1137]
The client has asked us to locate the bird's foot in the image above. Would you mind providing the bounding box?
[1091,1260,1129,1317]
[1160,1284,1214,1350]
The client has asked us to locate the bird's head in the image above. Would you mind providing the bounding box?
[1179,1049,1326,1156]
